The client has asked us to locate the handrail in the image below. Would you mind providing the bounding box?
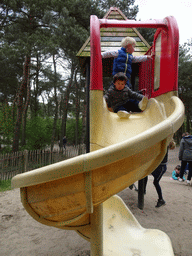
[99,18,168,30]
[12,96,184,189]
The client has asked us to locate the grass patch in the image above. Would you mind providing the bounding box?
[0,180,12,192]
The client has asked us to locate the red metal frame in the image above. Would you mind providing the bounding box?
[90,15,103,91]
[90,15,179,98]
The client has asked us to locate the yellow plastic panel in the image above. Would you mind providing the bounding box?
[103,195,174,256]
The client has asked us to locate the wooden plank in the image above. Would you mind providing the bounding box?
[99,47,147,52]
[101,37,142,42]
[27,173,85,204]
[84,41,141,47]
[107,16,125,20]
[78,52,91,57]
[80,47,148,56]
[100,32,137,37]
[30,192,86,221]
[100,41,147,47]
[101,27,135,32]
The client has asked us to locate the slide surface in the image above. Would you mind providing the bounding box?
[102,195,174,256]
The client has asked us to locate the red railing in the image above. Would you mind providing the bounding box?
[139,47,153,98]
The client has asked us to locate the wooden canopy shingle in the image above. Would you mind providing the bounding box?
[77,7,151,77]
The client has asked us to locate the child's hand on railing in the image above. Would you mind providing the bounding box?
[147,55,153,60]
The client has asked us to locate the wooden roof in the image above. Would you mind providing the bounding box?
[77,7,151,76]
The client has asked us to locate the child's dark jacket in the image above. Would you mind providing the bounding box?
[104,83,143,111]
[179,135,192,161]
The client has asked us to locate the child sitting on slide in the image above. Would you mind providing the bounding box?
[104,72,148,118]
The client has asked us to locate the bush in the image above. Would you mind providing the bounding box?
[66,118,83,144]
[0,180,12,192]
[25,116,53,150]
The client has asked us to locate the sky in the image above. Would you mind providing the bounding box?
[135,0,192,45]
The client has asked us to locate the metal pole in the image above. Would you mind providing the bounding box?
[87,55,103,255]
[86,60,90,154]
[138,179,144,210]
[90,204,103,256]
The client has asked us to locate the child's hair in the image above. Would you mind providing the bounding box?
[113,72,128,83]
[121,37,136,48]
[182,132,189,137]
[169,140,176,150]
[175,165,181,170]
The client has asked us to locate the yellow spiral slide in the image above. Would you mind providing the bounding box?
[12,89,184,255]
[12,14,184,256]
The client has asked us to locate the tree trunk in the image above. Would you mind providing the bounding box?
[12,55,30,152]
[21,59,31,147]
[34,53,40,117]
[75,69,79,146]
[59,83,70,148]
[186,110,191,133]
[21,104,28,147]
[51,55,58,151]
[175,123,185,145]
[80,86,86,145]
[59,63,75,148]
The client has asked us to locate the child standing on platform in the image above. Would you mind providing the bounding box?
[101,37,151,89]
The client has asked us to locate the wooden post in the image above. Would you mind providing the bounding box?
[24,150,28,172]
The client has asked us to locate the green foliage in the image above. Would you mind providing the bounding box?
[0,105,14,138]
[55,0,102,59]
[0,180,12,192]
[178,45,192,107]
[66,118,83,144]
[0,44,23,102]
[178,44,192,133]
[0,104,15,153]
[25,116,53,150]
[97,0,138,19]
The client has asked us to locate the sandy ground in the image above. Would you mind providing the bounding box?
[1,147,192,256]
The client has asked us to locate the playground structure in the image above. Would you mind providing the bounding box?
[12,13,184,256]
